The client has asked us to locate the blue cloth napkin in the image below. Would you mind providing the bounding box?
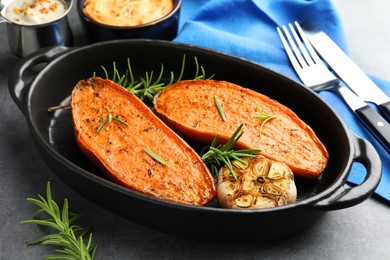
[174,0,390,202]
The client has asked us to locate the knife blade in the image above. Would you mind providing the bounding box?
[305,30,390,122]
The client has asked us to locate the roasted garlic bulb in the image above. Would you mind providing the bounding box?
[217,157,297,209]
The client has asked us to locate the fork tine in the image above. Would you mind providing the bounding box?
[278,22,338,87]
[294,21,322,65]
[279,25,308,69]
[288,23,315,66]
[277,27,303,71]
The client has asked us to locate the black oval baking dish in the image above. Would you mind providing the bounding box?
[8,40,381,241]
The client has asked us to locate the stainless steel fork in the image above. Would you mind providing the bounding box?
[277,21,390,153]
[277,22,340,91]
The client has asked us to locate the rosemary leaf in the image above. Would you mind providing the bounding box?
[177,54,186,82]
[214,96,226,121]
[153,64,164,86]
[127,59,135,87]
[112,117,129,126]
[220,155,238,179]
[96,118,109,133]
[22,219,60,230]
[101,65,109,80]
[143,147,169,167]
[194,56,200,79]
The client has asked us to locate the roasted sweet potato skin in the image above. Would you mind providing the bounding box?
[71,77,216,205]
[153,80,329,179]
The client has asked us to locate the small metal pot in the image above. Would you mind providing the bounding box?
[0,0,73,57]
[77,0,181,43]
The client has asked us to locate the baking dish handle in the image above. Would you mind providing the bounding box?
[8,45,71,114]
[312,132,382,210]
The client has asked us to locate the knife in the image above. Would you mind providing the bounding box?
[305,30,390,123]
[334,82,390,153]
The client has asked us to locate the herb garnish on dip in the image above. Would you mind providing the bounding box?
[4,0,67,25]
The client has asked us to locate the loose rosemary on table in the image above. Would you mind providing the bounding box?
[201,123,261,180]
[21,182,97,260]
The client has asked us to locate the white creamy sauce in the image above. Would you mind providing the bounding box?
[3,0,67,25]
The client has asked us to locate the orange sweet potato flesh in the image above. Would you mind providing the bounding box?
[71,77,216,205]
[153,80,329,179]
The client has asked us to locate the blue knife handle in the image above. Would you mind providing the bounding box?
[379,101,390,123]
[355,105,390,153]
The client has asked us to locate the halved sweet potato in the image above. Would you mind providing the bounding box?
[71,77,216,205]
[153,80,329,179]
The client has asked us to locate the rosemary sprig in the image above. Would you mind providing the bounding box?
[126,61,169,100]
[193,56,212,80]
[98,55,215,100]
[143,147,169,167]
[254,101,276,135]
[214,95,226,121]
[201,124,261,179]
[47,103,71,112]
[21,182,97,260]
[49,55,215,112]
[96,106,129,132]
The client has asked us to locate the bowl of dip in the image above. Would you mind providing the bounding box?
[78,0,181,42]
[0,0,73,57]
[2,0,69,25]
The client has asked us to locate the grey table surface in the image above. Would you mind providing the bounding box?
[1,0,389,259]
